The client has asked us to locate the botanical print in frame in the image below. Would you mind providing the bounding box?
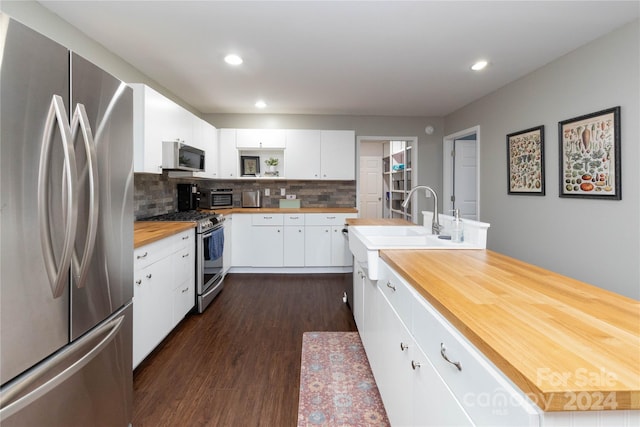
[558,106,621,200]
[507,125,545,195]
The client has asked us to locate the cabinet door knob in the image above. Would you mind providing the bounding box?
[146,273,152,279]
[386,281,396,291]
[181,287,189,293]
[135,279,142,286]
[411,360,421,370]
[440,343,462,371]
[400,342,408,351]
[182,253,189,258]
[182,235,189,240]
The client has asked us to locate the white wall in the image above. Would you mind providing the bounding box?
[444,21,640,299]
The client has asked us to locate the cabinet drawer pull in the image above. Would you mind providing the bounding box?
[182,235,189,240]
[137,252,148,259]
[386,281,396,291]
[289,216,299,219]
[146,274,152,279]
[400,342,408,351]
[411,360,421,370]
[182,253,189,258]
[135,279,142,286]
[440,343,462,371]
[326,216,336,219]
[181,287,189,293]
[263,216,272,220]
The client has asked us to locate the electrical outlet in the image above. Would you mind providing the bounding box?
[280,188,286,196]
[286,194,296,200]
[264,188,270,196]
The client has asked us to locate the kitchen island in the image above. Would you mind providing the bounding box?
[350,216,638,426]
[381,249,639,411]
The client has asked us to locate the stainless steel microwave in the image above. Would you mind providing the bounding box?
[200,189,234,209]
[162,140,205,172]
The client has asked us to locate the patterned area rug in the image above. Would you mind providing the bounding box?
[297,332,390,427]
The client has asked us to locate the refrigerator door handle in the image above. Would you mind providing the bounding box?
[0,312,125,421]
[38,94,78,299]
[70,103,99,288]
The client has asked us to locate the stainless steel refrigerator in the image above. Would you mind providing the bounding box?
[0,15,133,426]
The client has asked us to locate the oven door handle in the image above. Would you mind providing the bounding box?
[201,223,224,238]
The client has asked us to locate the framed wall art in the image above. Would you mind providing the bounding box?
[507,125,545,195]
[558,106,621,200]
[241,155,260,176]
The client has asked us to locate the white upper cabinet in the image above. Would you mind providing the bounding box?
[285,130,321,179]
[236,129,286,149]
[218,128,238,178]
[320,130,355,180]
[132,84,195,174]
[285,129,355,180]
[191,118,219,179]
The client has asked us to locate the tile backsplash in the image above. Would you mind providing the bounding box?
[134,172,356,219]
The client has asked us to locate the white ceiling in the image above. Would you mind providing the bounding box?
[38,1,639,117]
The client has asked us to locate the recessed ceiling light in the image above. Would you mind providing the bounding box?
[471,60,488,71]
[224,54,243,65]
[255,100,267,109]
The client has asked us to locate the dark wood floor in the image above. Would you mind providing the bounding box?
[133,273,357,426]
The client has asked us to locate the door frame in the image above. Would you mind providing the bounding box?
[443,125,481,220]
[356,135,419,220]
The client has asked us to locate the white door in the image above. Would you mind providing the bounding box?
[454,139,477,220]
[359,156,383,218]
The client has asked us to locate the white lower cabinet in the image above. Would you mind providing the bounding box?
[231,213,252,266]
[411,342,474,426]
[359,260,540,427]
[304,213,355,267]
[231,212,355,269]
[133,228,195,368]
[222,215,232,274]
[284,214,305,266]
[352,263,367,331]
[171,233,195,327]
[251,214,284,267]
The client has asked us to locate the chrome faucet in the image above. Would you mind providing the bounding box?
[402,186,442,235]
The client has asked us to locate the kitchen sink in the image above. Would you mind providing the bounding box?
[348,224,486,280]
[349,225,477,249]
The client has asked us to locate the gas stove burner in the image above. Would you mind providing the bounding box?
[141,210,224,233]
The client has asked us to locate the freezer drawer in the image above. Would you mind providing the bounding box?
[0,303,133,427]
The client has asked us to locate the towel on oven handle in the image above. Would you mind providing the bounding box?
[208,227,224,261]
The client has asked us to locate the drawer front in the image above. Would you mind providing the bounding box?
[378,261,412,328]
[283,214,305,226]
[412,296,540,426]
[134,237,173,270]
[305,213,355,226]
[173,229,194,251]
[174,245,194,282]
[252,213,284,226]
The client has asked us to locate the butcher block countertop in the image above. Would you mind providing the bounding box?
[134,208,357,248]
[380,248,640,411]
[134,222,195,248]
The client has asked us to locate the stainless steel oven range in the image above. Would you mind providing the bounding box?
[141,211,225,313]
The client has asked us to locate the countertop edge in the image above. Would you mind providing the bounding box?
[134,222,196,248]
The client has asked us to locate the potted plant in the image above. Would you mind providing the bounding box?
[264,157,279,173]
